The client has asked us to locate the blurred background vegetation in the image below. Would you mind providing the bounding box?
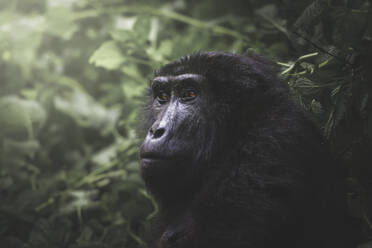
[0,0,371,247]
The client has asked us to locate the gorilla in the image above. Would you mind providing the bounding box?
[139,51,352,248]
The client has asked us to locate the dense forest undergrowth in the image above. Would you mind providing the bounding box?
[0,0,371,247]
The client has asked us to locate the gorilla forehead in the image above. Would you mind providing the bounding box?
[154,51,280,92]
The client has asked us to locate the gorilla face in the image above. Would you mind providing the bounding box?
[139,73,213,200]
[140,74,203,165]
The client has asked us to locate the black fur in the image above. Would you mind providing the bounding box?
[139,51,351,248]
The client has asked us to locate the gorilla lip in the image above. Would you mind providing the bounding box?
[140,152,178,161]
[140,153,181,169]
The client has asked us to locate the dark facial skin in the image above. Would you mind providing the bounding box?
[139,73,206,200]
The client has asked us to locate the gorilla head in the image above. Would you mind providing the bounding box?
[140,52,287,200]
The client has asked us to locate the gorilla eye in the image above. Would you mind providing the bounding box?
[156,92,170,104]
[181,89,197,101]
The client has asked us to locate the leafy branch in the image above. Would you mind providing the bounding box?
[74,6,250,42]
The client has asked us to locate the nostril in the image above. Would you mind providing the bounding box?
[153,128,165,139]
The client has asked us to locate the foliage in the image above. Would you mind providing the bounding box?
[0,0,371,247]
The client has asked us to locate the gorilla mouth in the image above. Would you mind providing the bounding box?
[140,151,179,161]
[140,152,183,170]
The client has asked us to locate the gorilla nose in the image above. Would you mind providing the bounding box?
[150,127,166,139]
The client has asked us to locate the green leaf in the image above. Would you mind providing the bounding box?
[133,16,151,40]
[0,96,46,140]
[54,90,118,129]
[89,41,125,70]
[114,16,137,31]
[121,80,147,101]
[0,14,43,67]
[158,40,173,57]
[45,6,78,40]
[3,139,40,160]
[91,144,117,167]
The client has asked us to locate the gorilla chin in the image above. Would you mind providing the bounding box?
[140,150,196,199]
